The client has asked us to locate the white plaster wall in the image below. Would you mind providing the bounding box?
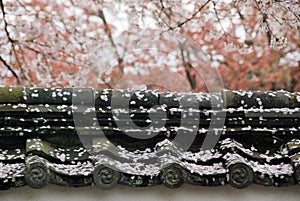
[1,184,300,201]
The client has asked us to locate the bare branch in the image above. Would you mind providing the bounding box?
[253,1,273,44]
[98,9,123,68]
[16,0,34,14]
[0,0,21,83]
[212,1,233,39]
[98,9,124,88]
[0,55,20,83]
[162,0,211,33]
[159,0,165,10]
[179,43,196,90]
[0,0,15,43]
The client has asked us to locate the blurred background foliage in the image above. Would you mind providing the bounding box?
[0,0,299,92]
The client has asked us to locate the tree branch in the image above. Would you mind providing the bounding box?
[98,9,124,88]
[254,1,273,44]
[0,0,15,43]
[159,0,165,10]
[98,9,123,69]
[0,0,21,83]
[162,0,211,32]
[0,55,20,83]
[179,43,196,90]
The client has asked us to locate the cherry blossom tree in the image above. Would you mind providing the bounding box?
[0,0,299,91]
